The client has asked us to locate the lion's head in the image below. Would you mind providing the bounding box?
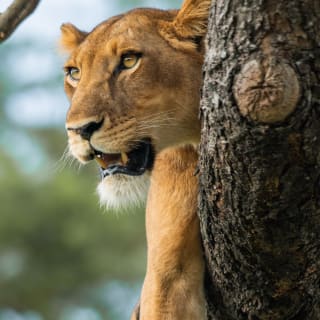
[60,0,210,209]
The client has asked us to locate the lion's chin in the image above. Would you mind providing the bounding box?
[97,173,150,211]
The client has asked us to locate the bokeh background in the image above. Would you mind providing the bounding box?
[0,1,181,319]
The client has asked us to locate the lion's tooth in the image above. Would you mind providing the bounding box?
[121,152,128,164]
[95,156,107,169]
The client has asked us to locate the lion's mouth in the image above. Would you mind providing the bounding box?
[94,138,155,178]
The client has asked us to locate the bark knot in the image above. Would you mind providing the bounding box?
[233,58,300,123]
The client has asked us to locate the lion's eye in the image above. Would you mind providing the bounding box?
[121,53,140,69]
[65,67,81,82]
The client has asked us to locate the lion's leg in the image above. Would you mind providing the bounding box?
[138,145,206,320]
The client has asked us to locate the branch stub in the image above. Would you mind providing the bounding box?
[233,58,300,123]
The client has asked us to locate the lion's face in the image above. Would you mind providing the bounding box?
[61,6,208,209]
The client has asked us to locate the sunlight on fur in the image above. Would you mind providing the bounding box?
[97,173,150,210]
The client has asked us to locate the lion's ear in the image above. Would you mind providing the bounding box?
[173,0,211,39]
[60,23,87,53]
[160,0,211,50]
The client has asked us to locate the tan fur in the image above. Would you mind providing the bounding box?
[59,23,87,52]
[139,145,206,320]
[60,0,210,318]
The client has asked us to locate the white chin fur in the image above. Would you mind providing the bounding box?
[97,173,150,211]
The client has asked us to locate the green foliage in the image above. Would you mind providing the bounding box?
[0,131,146,317]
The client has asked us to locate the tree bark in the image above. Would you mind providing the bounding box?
[199,0,320,319]
[0,0,41,43]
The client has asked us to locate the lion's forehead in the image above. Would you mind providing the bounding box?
[70,17,173,74]
[77,8,176,54]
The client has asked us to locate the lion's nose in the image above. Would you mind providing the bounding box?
[67,120,103,141]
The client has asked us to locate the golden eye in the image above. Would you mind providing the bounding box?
[121,53,140,69]
[65,67,81,82]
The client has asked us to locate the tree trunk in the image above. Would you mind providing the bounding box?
[199,0,320,319]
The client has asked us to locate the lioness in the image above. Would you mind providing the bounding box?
[60,0,210,318]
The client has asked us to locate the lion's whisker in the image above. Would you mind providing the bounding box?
[51,145,74,173]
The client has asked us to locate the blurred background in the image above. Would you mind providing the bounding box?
[0,0,181,319]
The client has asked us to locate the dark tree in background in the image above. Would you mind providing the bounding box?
[199,0,320,319]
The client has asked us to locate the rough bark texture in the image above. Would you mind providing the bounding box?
[0,0,41,42]
[199,0,320,319]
